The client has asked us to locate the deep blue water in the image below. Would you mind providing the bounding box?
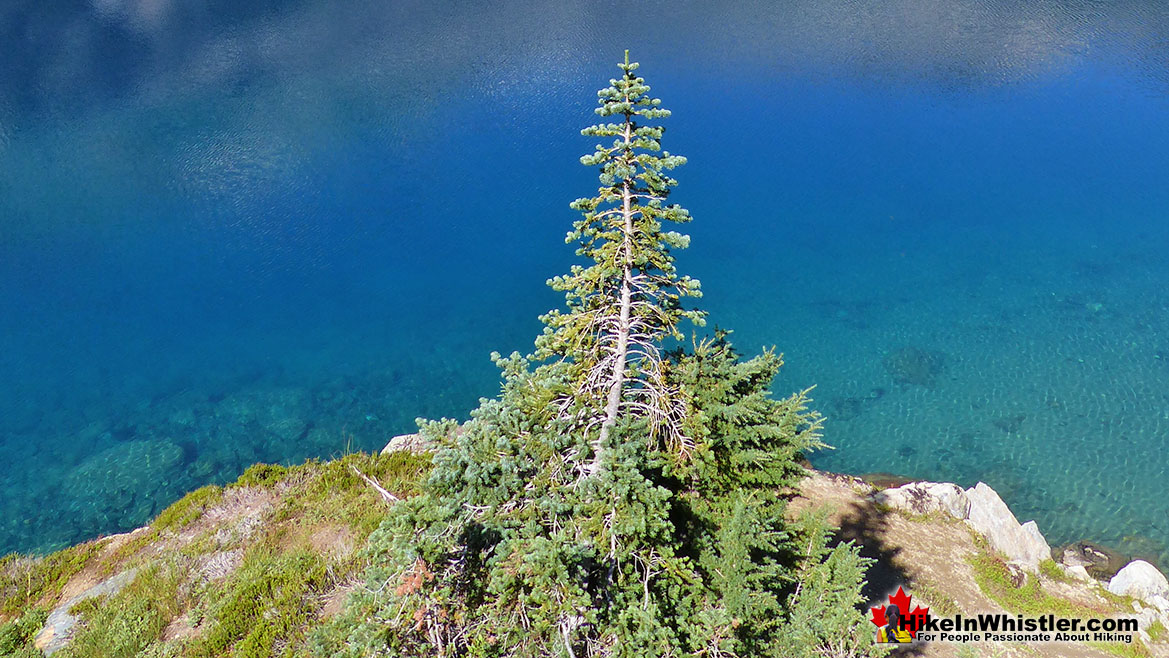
[2,0,1169,562]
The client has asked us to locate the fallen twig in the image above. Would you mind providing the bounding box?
[350,464,400,504]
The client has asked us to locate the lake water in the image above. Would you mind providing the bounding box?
[2,0,1168,563]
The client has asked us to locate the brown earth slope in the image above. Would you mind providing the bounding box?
[792,471,1167,658]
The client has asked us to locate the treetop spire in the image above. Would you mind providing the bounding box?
[537,55,703,476]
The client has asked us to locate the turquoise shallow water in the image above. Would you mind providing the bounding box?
[2,1,1168,563]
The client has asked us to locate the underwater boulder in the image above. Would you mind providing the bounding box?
[1059,540,1128,580]
[882,346,945,387]
[63,440,185,523]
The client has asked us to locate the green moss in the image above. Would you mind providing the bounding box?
[60,565,184,658]
[153,486,224,532]
[1147,618,1167,642]
[970,551,1102,617]
[0,541,104,617]
[186,547,330,658]
[232,463,290,489]
[1099,587,1139,609]
[1039,558,1073,584]
[971,550,1150,657]
[0,607,48,656]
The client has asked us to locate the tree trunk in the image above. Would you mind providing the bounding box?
[591,118,635,474]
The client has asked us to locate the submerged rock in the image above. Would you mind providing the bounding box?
[991,413,1027,434]
[64,440,185,522]
[882,346,945,387]
[216,387,309,437]
[1058,540,1128,580]
[859,472,916,489]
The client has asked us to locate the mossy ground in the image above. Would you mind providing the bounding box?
[968,543,1152,657]
[0,543,105,618]
[969,538,1103,618]
[1148,620,1168,643]
[7,464,1163,658]
[0,608,48,658]
[0,450,430,658]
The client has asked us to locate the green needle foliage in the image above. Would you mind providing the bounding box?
[318,53,883,658]
[539,52,702,476]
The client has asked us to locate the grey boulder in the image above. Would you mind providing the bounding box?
[964,482,1051,573]
[1107,560,1169,602]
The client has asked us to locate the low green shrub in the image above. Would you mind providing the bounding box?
[187,547,329,658]
[971,550,1149,657]
[970,551,1097,617]
[232,464,289,489]
[1039,558,1073,584]
[0,607,48,656]
[273,452,430,539]
[1147,618,1167,642]
[153,486,224,532]
[0,542,103,617]
[61,565,183,658]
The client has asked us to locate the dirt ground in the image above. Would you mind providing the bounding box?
[791,471,1167,658]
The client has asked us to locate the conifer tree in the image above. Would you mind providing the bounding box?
[318,54,885,658]
[538,51,702,478]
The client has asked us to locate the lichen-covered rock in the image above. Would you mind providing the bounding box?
[1003,561,1028,587]
[964,482,1051,573]
[381,423,463,454]
[874,481,970,519]
[34,568,138,655]
[381,432,431,454]
[1107,560,1169,602]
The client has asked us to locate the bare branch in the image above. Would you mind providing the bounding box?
[349,464,400,504]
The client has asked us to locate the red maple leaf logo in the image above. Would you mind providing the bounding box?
[869,586,930,639]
